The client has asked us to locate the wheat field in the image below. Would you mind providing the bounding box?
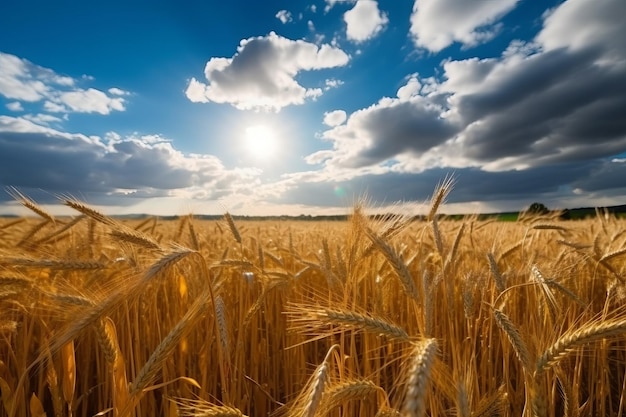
[2,185,626,417]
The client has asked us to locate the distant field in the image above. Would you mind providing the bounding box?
[2,191,626,417]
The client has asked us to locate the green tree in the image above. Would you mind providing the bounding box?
[528,202,549,215]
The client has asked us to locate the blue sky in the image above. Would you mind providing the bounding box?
[1,0,625,216]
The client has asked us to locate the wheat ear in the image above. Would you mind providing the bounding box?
[63,199,117,227]
[318,379,382,415]
[288,304,410,342]
[600,247,626,263]
[536,317,626,375]
[291,344,339,417]
[427,175,454,221]
[95,317,129,416]
[174,397,247,417]
[365,227,418,301]
[224,212,242,244]
[493,308,533,372]
[6,187,55,223]
[402,338,438,417]
[487,253,506,294]
[110,229,162,251]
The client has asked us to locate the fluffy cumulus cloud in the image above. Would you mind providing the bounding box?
[323,110,347,127]
[409,0,520,52]
[344,0,388,42]
[298,0,626,208]
[0,52,127,115]
[0,115,262,205]
[185,32,350,111]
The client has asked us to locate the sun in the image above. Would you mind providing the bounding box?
[244,124,278,160]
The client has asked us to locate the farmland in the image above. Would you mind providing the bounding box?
[2,187,626,417]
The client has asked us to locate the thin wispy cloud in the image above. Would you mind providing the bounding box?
[0,52,126,115]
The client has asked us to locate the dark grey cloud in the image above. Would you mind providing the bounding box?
[317,0,626,181]
[453,47,601,125]
[316,95,458,169]
[271,162,599,209]
[356,99,458,165]
[572,159,626,193]
[458,48,626,164]
[0,116,257,205]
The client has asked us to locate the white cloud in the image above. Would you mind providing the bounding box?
[536,0,626,62]
[185,32,350,111]
[23,113,64,125]
[108,87,130,96]
[344,0,388,42]
[43,101,68,113]
[409,0,520,52]
[275,10,292,24]
[323,110,347,126]
[324,78,344,90]
[396,75,421,100]
[6,101,23,111]
[57,88,126,114]
[324,0,356,13]
[0,52,50,101]
[0,51,128,116]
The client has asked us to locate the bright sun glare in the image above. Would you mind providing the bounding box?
[244,124,278,160]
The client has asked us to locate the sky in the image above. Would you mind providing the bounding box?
[1,0,625,217]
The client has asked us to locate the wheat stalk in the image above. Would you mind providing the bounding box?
[16,219,50,247]
[471,385,507,417]
[129,285,212,397]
